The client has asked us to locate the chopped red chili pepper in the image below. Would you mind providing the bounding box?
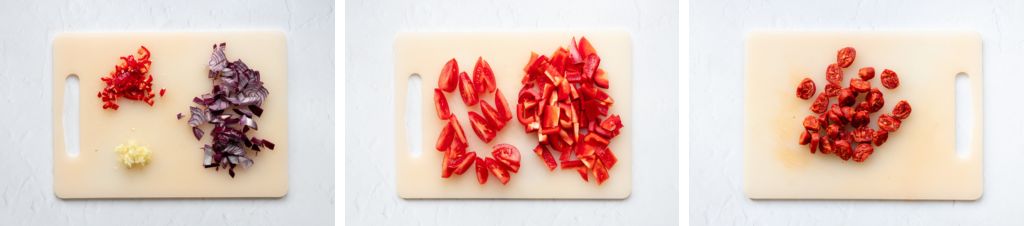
[97,46,160,110]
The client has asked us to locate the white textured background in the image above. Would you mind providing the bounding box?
[691,0,1024,225]
[345,0,679,225]
[0,0,334,225]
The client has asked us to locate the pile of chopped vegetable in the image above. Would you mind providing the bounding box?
[97,46,165,110]
[115,141,152,168]
[185,43,275,177]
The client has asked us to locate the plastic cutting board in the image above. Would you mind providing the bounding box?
[52,32,288,199]
[394,31,632,199]
[744,31,983,200]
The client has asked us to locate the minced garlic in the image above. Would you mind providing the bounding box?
[115,141,151,168]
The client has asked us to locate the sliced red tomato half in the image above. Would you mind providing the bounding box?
[439,58,459,92]
[485,157,511,185]
[492,144,521,173]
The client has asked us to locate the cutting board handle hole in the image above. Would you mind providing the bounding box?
[955,72,972,158]
[63,74,81,157]
[406,73,423,157]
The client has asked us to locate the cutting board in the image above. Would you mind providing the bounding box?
[394,31,632,199]
[52,32,289,199]
[744,31,983,200]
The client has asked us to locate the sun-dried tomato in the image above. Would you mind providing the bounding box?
[878,114,902,132]
[880,69,900,89]
[865,88,885,113]
[828,104,846,125]
[851,127,874,143]
[892,100,911,120]
[858,67,875,80]
[837,88,856,107]
[809,133,820,154]
[824,83,841,97]
[796,77,816,100]
[826,124,841,139]
[811,93,829,113]
[819,137,833,154]
[837,47,856,68]
[834,139,853,161]
[852,143,874,162]
[826,63,843,85]
[873,130,889,146]
[849,78,871,93]
[794,47,910,163]
[803,115,821,131]
[850,110,869,128]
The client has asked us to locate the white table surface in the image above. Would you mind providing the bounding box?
[691,0,1024,225]
[0,0,334,225]
[345,0,679,225]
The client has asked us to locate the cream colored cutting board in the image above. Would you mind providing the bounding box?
[394,31,632,199]
[52,32,288,199]
[744,31,983,200]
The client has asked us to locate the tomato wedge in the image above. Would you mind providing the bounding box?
[475,157,488,184]
[458,71,479,106]
[452,152,476,175]
[434,88,451,120]
[439,58,459,92]
[492,144,521,173]
[473,57,497,95]
[485,157,510,185]
[468,111,496,143]
[494,89,513,121]
[480,100,506,130]
[448,115,468,147]
[435,121,453,152]
[440,149,455,178]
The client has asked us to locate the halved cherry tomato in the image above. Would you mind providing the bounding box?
[434,88,451,120]
[534,143,558,171]
[473,57,496,95]
[458,71,478,106]
[485,157,511,185]
[475,157,488,184]
[439,58,459,92]
[492,144,521,173]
